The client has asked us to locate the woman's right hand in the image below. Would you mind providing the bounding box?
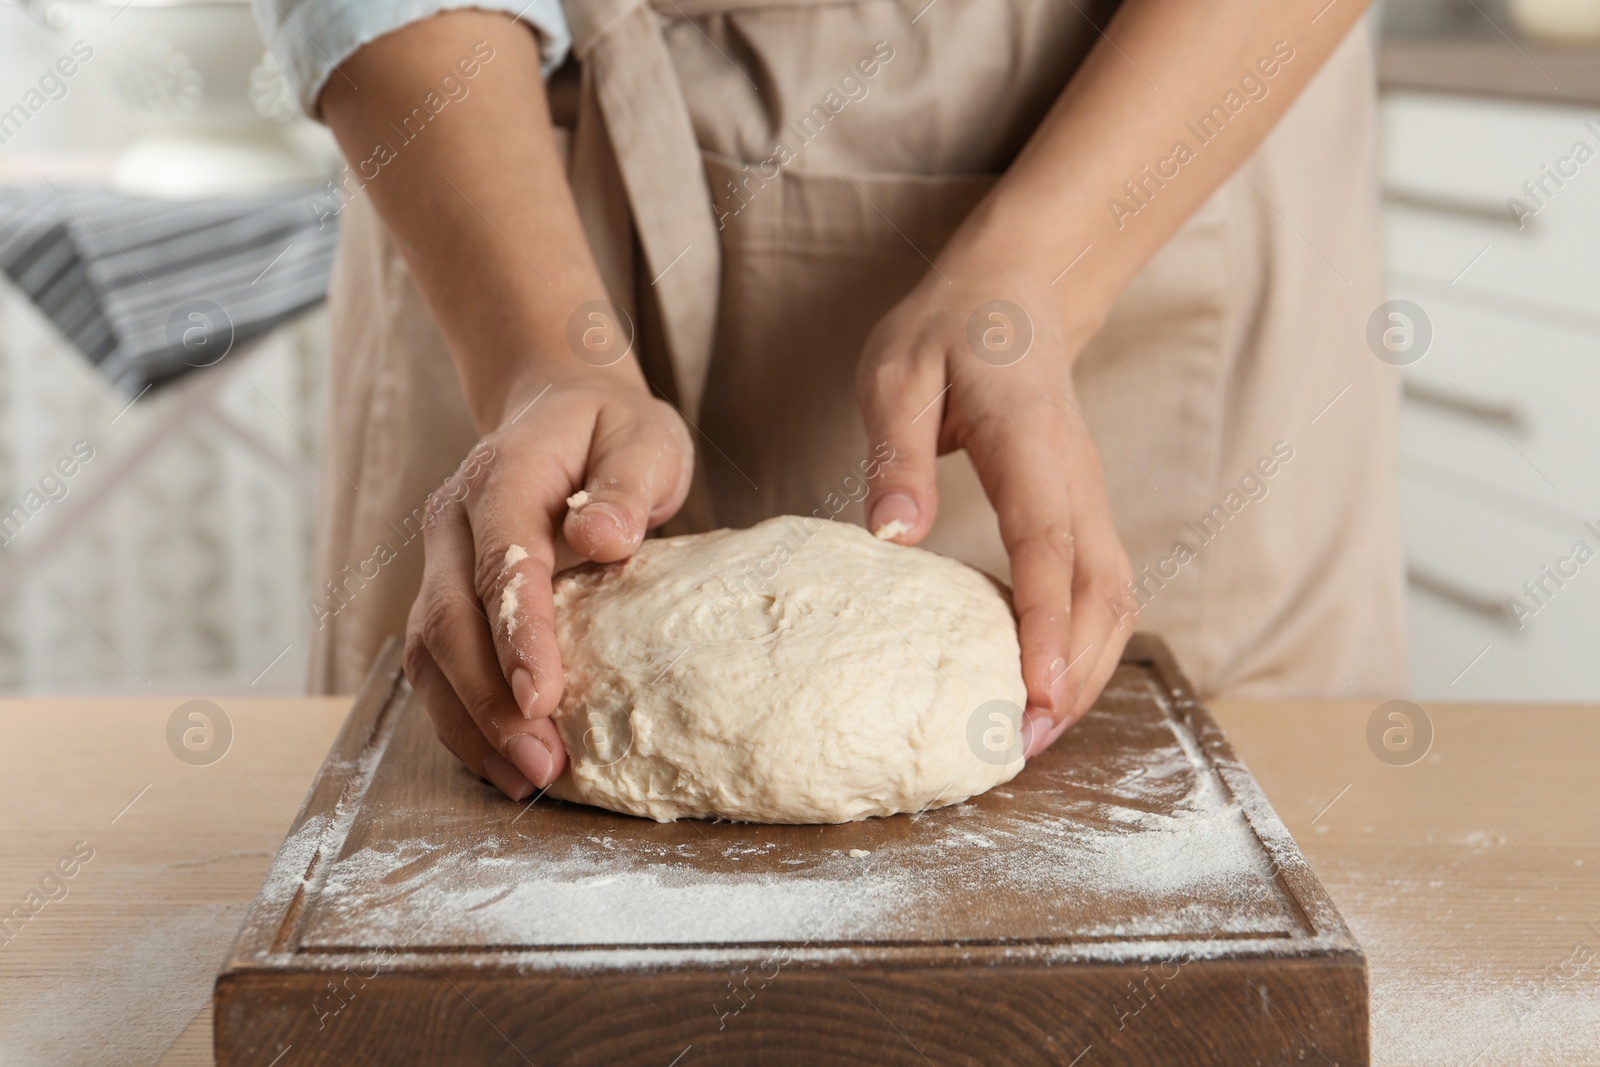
[403,365,695,801]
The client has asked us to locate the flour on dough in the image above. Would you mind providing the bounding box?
[547,516,1027,823]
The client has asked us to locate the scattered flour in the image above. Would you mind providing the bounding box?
[1350,907,1600,1066]
[0,891,248,1064]
[290,669,1300,962]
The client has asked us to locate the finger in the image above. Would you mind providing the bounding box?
[856,345,946,543]
[418,494,568,788]
[464,449,570,726]
[1071,641,1124,727]
[1020,709,1053,758]
[403,636,533,800]
[1026,427,1135,756]
[965,399,1076,725]
[1048,612,1133,733]
[1058,420,1135,722]
[563,402,693,562]
[1028,642,1122,758]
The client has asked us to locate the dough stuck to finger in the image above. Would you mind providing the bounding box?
[547,516,1027,823]
[498,573,525,638]
[872,517,910,541]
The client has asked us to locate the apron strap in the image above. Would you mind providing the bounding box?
[568,0,722,422]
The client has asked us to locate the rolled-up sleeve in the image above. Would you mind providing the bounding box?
[253,0,572,117]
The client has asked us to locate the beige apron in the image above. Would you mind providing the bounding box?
[309,0,1407,700]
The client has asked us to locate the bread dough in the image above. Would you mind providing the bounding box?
[547,515,1027,823]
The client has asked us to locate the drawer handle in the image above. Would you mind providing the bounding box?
[1382,185,1527,229]
[1404,380,1527,435]
[1408,564,1519,630]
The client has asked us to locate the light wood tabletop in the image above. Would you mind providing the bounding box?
[1,695,1595,1065]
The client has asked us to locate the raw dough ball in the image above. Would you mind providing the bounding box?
[547,516,1027,823]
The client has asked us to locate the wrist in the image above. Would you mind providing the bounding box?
[485,346,653,433]
[934,207,1109,359]
[455,289,650,433]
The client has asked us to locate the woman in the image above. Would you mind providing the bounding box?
[257,0,1406,801]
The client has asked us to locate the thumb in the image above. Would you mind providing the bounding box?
[857,353,945,543]
[564,402,694,563]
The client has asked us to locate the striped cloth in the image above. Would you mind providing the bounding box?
[0,186,338,394]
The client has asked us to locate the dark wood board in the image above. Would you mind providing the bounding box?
[216,634,1368,1065]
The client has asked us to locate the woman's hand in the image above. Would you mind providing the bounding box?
[852,0,1377,759]
[318,11,701,799]
[404,365,694,800]
[857,260,1134,759]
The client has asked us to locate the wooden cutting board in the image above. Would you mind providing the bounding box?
[215,634,1367,1066]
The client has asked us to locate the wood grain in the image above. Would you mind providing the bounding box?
[0,694,350,1066]
[1,683,1594,1063]
[1215,698,1600,1066]
[214,635,1368,1066]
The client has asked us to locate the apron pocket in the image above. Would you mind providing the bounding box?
[698,151,1012,569]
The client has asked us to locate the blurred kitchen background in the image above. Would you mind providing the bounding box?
[0,0,1596,699]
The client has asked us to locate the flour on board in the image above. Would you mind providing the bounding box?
[293,671,1298,960]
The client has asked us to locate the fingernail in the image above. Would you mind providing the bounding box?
[579,502,639,547]
[1044,710,1074,748]
[512,667,539,719]
[1048,655,1070,710]
[482,752,534,801]
[506,733,557,789]
[1022,707,1054,759]
[870,493,918,540]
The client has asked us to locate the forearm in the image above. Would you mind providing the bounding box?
[320,10,620,431]
[946,0,1372,346]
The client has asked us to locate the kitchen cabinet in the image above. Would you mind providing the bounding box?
[1380,90,1600,699]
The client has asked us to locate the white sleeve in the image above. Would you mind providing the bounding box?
[252,0,572,117]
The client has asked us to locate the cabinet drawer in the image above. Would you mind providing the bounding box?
[1381,93,1600,200]
[1400,473,1600,699]
[1393,290,1600,519]
[1380,93,1600,314]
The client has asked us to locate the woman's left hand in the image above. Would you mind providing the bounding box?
[856,257,1135,758]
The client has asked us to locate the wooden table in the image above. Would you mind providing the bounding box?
[1,696,1595,1065]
